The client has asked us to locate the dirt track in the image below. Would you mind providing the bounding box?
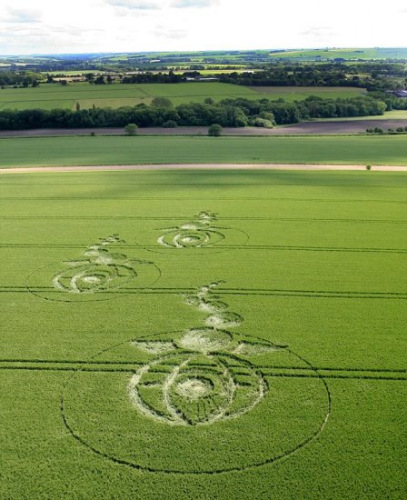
[2,164,407,174]
[0,119,406,138]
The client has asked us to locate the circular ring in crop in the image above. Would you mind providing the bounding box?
[61,333,330,474]
[27,259,161,302]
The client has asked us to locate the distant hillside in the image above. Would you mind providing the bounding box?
[1,48,406,73]
[268,48,407,61]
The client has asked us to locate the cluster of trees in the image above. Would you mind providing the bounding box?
[84,73,114,85]
[293,95,387,120]
[372,92,407,111]
[218,62,407,91]
[191,96,387,125]
[121,71,186,84]
[0,95,388,131]
[0,71,41,87]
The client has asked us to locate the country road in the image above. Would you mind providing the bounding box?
[2,164,407,174]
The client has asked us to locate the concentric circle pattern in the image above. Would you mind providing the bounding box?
[62,332,330,473]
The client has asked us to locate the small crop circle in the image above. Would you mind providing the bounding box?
[53,264,136,294]
[27,260,161,302]
[158,229,224,249]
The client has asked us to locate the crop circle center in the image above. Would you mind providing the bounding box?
[175,377,213,400]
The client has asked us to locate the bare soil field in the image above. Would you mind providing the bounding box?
[0,119,406,138]
[275,120,407,135]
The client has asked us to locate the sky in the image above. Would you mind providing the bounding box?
[0,0,406,56]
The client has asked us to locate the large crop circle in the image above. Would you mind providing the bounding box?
[61,333,330,474]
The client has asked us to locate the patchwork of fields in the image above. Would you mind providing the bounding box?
[0,82,365,111]
[1,170,406,498]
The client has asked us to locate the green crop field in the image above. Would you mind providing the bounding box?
[0,82,364,111]
[1,135,407,168]
[1,169,406,499]
[251,86,366,101]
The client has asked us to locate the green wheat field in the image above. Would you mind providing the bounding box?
[1,169,406,499]
[1,135,407,167]
[0,82,365,111]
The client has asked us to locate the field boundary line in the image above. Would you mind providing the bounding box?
[2,196,406,202]
[2,191,407,202]
[1,243,406,254]
[2,360,405,381]
[1,358,405,373]
[2,286,407,300]
[0,365,407,382]
[2,215,407,220]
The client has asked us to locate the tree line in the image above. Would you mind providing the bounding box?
[0,95,390,131]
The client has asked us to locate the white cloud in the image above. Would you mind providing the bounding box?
[153,25,188,39]
[3,8,42,24]
[106,0,160,9]
[172,0,220,8]
[105,0,219,9]
[300,26,336,44]
[301,27,333,37]
[0,0,406,55]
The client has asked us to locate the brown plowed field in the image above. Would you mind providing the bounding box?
[0,120,406,138]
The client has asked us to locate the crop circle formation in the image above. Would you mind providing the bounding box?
[138,211,249,254]
[61,333,330,474]
[26,235,160,301]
